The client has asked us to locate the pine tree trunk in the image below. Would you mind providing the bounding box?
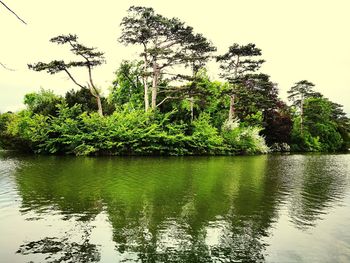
[143,52,149,112]
[228,55,239,122]
[151,82,157,109]
[144,83,149,112]
[228,94,235,122]
[96,95,103,117]
[151,65,158,110]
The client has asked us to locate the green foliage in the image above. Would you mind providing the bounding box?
[0,110,48,151]
[24,89,63,116]
[222,120,269,154]
[4,78,347,155]
[291,98,345,152]
[109,60,144,109]
[303,98,344,151]
[0,112,20,149]
[65,88,115,115]
[191,71,228,125]
[28,34,106,116]
[0,106,188,155]
[1,104,271,156]
[287,80,317,109]
[163,71,229,127]
[2,6,349,155]
[217,43,264,82]
[189,113,224,154]
[291,130,321,152]
[240,111,263,127]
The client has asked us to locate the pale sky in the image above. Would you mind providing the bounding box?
[1,0,349,114]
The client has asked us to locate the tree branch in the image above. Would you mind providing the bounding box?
[0,1,26,24]
[67,39,100,97]
[156,96,182,107]
[121,71,139,91]
[0,62,15,71]
[63,68,86,90]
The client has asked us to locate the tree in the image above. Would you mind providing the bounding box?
[261,101,293,145]
[109,60,144,109]
[120,6,212,111]
[28,34,105,116]
[232,73,292,145]
[119,6,152,111]
[65,88,115,115]
[303,97,343,151]
[329,101,350,150]
[170,33,216,121]
[217,43,264,122]
[232,73,277,121]
[287,80,316,134]
[24,89,63,116]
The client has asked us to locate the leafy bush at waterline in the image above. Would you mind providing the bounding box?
[222,120,269,154]
[0,105,269,156]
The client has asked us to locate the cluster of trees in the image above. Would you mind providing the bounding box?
[0,6,349,155]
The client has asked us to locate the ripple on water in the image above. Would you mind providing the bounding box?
[1,154,350,263]
[0,159,20,208]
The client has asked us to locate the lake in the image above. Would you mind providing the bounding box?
[0,153,349,262]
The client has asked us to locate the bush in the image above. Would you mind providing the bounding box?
[188,113,224,154]
[24,89,63,116]
[222,120,269,154]
[0,111,47,152]
[1,105,195,156]
[290,131,321,152]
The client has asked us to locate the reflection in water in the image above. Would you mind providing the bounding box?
[0,153,349,262]
[285,155,348,229]
[17,236,100,263]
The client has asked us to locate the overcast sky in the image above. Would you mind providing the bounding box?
[1,0,349,114]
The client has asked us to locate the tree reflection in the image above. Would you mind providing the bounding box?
[16,236,100,263]
[12,155,348,262]
[287,155,348,229]
[96,156,281,262]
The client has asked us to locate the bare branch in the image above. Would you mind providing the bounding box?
[0,1,27,24]
[0,62,15,71]
[121,71,139,91]
[63,68,85,90]
[156,96,182,107]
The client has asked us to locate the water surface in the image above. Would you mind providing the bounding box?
[0,153,349,262]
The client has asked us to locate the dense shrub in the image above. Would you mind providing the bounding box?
[24,89,63,116]
[188,113,224,154]
[290,131,321,152]
[2,68,348,155]
[222,120,269,154]
[1,106,273,156]
[290,98,346,152]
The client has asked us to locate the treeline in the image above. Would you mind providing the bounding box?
[0,6,349,155]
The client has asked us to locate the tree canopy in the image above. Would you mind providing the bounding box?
[28,34,105,116]
[0,5,349,155]
[217,43,265,122]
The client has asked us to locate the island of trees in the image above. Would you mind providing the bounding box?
[0,6,349,156]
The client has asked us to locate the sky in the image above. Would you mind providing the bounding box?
[0,0,349,114]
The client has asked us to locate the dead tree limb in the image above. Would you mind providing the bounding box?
[0,0,27,24]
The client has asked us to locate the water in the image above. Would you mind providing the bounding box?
[0,153,349,262]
